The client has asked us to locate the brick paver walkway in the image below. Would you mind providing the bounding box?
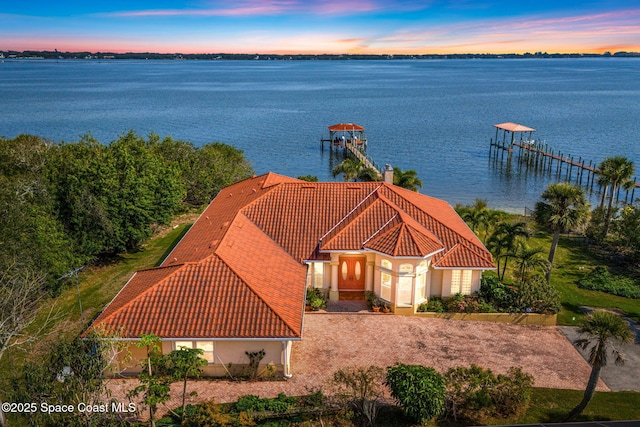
[109,314,605,413]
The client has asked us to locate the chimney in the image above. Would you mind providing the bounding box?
[383,164,394,184]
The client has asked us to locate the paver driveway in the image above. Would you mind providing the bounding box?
[110,313,605,410]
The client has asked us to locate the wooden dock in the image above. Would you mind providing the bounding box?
[321,123,384,180]
[344,142,383,180]
[489,128,638,205]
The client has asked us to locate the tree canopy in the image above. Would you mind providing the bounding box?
[0,132,254,293]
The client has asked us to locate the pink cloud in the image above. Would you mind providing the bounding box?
[105,0,382,18]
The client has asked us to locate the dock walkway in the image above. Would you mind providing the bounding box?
[490,136,638,204]
[344,142,383,180]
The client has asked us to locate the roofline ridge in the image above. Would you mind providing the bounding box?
[393,223,408,256]
[319,183,383,243]
[137,262,189,272]
[381,184,485,254]
[362,212,399,246]
[215,215,301,337]
[376,192,444,246]
[217,255,300,338]
[403,223,430,255]
[163,174,290,265]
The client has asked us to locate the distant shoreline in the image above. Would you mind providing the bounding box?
[2,50,639,61]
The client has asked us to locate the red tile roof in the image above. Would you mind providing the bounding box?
[91,173,494,340]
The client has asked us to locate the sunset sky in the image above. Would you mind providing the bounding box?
[2,0,640,54]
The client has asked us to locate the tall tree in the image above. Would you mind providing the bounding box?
[129,334,171,427]
[597,156,635,237]
[565,311,632,421]
[534,183,589,282]
[460,199,487,233]
[0,264,53,427]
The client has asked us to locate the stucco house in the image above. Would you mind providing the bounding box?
[90,170,494,377]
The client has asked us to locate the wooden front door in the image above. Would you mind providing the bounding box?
[338,256,366,290]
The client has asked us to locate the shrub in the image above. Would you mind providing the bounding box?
[306,287,328,310]
[578,266,640,299]
[365,290,381,309]
[417,298,444,313]
[385,363,446,423]
[329,365,386,426]
[492,367,534,417]
[445,293,467,312]
[479,275,517,312]
[234,393,296,413]
[444,365,533,422]
[513,276,562,314]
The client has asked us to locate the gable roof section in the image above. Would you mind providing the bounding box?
[320,189,445,258]
[433,241,495,269]
[92,256,300,338]
[377,184,493,268]
[364,222,444,257]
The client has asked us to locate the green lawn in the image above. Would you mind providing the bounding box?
[376,388,640,426]
[522,230,640,325]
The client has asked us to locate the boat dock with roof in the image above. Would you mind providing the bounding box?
[490,122,638,204]
[321,123,383,180]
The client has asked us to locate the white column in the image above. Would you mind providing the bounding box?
[330,262,339,301]
[366,261,374,292]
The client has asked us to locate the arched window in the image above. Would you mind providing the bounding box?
[381,259,392,270]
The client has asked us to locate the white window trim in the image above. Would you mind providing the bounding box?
[173,340,215,365]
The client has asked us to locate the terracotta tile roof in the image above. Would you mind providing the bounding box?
[92,256,300,338]
[433,241,495,269]
[242,182,380,261]
[215,213,306,336]
[163,173,298,265]
[91,173,494,341]
[365,222,444,257]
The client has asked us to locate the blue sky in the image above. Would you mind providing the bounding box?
[2,1,639,54]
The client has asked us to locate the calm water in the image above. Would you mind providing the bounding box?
[1,58,639,211]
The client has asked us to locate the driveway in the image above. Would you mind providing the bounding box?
[559,313,640,392]
[109,314,605,410]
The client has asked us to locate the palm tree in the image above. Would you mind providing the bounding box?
[534,183,589,282]
[332,158,362,181]
[597,156,635,236]
[358,166,382,182]
[565,311,633,421]
[332,159,381,182]
[510,241,549,283]
[393,167,423,191]
[460,199,488,233]
[486,221,529,280]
